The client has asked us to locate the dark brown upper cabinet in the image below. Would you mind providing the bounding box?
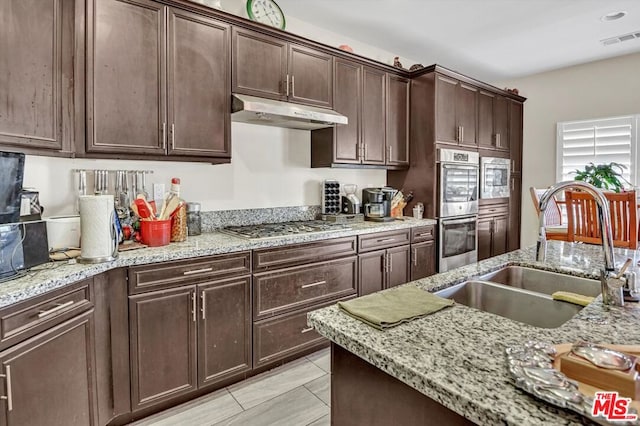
[435,74,477,147]
[232,28,333,108]
[0,0,77,153]
[87,0,231,159]
[386,75,410,167]
[478,90,509,151]
[509,100,523,174]
[362,67,387,165]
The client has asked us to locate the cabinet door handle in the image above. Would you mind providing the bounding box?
[388,254,393,272]
[37,300,74,319]
[0,365,12,411]
[161,122,167,149]
[192,292,196,322]
[285,74,289,97]
[511,159,515,172]
[364,143,368,160]
[301,280,327,289]
[496,133,501,147]
[412,248,418,266]
[183,267,213,276]
[301,327,314,334]
[171,124,175,150]
[460,126,464,142]
[201,290,206,320]
[291,75,295,96]
[377,238,395,243]
[382,254,387,273]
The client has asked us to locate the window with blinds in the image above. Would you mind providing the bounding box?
[556,115,638,186]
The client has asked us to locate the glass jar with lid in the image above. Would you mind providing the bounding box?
[186,202,202,236]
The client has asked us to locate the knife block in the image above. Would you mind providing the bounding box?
[559,352,640,399]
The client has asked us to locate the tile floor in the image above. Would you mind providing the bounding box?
[131,348,331,426]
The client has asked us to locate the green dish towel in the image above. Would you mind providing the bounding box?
[338,285,454,330]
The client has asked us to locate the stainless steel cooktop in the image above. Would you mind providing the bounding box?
[221,220,351,239]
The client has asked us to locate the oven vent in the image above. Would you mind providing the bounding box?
[601,30,640,46]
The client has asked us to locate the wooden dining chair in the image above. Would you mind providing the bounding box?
[529,187,569,241]
[564,190,638,249]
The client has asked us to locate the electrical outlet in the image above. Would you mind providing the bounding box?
[153,183,165,202]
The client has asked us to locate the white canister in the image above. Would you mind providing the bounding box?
[45,215,81,250]
[78,195,118,263]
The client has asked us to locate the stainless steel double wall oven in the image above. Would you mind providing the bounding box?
[437,148,479,272]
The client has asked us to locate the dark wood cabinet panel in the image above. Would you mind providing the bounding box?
[435,75,458,144]
[411,225,435,244]
[386,75,410,166]
[492,215,509,257]
[87,0,166,155]
[331,59,362,164]
[494,95,509,152]
[253,237,356,272]
[359,251,385,296]
[0,0,63,150]
[457,83,477,146]
[411,240,436,281]
[167,8,230,157]
[198,277,251,387]
[254,257,357,319]
[288,44,333,108]
[477,91,495,149]
[232,28,287,100]
[129,286,197,410]
[0,312,97,426]
[362,68,386,164]
[358,229,410,253]
[387,245,410,288]
[509,175,522,251]
[510,100,523,174]
[477,217,492,261]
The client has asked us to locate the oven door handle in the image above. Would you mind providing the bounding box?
[441,216,477,225]
[442,164,479,170]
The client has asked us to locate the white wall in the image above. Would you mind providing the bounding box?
[496,52,640,247]
[22,2,419,216]
[25,123,385,216]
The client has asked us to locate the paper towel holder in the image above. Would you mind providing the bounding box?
[78,196,119,264]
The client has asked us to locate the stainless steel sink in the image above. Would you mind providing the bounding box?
[435,280,584,328]
[479,266,601,297]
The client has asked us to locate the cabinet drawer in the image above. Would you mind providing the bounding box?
[254,256,357,319]
[128,252,251,294]
[479,204,509,217]
[358,229,410,253]
[253,236,357,271]
[0,279,93,350]
[253,297,352,368]
[411,225,435,243]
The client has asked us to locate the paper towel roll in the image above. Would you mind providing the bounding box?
[79,195,118,262]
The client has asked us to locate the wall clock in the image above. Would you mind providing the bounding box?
[246,0,286,30]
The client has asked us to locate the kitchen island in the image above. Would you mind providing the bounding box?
[308,241,640,425]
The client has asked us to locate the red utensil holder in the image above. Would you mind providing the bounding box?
[140,219,171,247]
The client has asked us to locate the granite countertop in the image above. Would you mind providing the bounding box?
[0,217,436,308]
[307,241,640,425]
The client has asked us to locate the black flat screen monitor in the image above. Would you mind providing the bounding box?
[0,152,26,225]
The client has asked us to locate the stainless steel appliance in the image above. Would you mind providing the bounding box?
[221,220,350,239]
[362,188,395,222]
[0,151,25,224]
[438,148,479,218]
[437,148,479,272]
[341,184,360,214]
[439,215,478,272]
[480,157,511,199]
[231,94,348,130]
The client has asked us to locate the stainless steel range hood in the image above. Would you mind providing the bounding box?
[231,94,347,130]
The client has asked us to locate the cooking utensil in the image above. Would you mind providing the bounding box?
[571,341,634,370]
[134,198,153,220]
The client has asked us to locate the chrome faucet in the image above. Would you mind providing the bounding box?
[536,181,625,306]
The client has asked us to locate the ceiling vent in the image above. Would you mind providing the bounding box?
[601,30,640,46]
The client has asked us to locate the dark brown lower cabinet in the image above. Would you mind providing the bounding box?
[478,206,509,261]
[129,286,198,411]
[358,245,410,296]
[410,240,436,281]
[0,311,97,426]
[198,277,251,387]
[129,276,252,411]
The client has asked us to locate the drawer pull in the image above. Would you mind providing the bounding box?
[301,327,314,334]
[377,238,395,243]
[37,301,74,319]
[415,233,431,238]
[301,280,327,289]
[0,365,12,411]
[183,267,213,276]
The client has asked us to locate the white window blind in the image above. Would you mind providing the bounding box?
[556,115,638,187]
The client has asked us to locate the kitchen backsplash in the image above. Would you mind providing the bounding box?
[201,205,321,231]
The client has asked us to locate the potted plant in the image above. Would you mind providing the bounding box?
[572,162,630,193]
